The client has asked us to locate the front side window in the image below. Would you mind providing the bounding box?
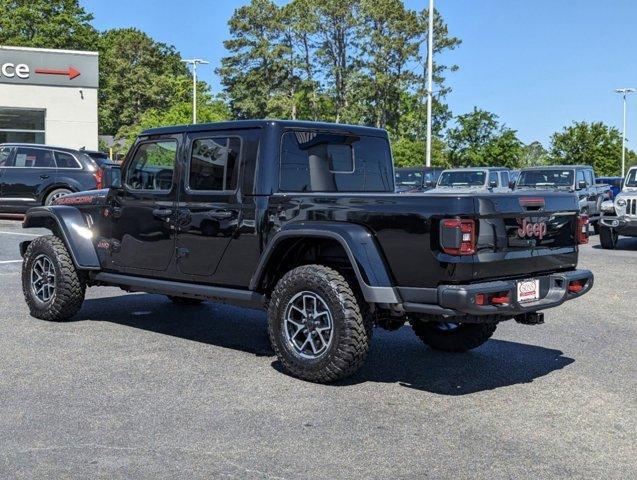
[500,171,510,186]
[14,147,55,168]
[488,171,499,186]
[54,151,80,169]
[625,169,637,188]
[126,140,177,191]
[584,169,593,186]
[279,131,392,192]
[577,170,586,186]
[188,137,240,191]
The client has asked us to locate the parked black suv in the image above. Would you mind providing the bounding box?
[0,143,108,213]
[18,121,593,383]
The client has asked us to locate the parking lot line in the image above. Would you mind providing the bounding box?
[0,260,22,264]
[0,231,40,237]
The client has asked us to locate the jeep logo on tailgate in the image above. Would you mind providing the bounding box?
[517,218,547,240]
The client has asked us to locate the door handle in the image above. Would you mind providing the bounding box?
[40,174,49,179]
[152,208,173,219]
[209,210,233,219]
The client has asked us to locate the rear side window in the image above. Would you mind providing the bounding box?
[54,151,80,169]
[126,140,177,191]
[489,171,499,186]
[188,137,240,192]
[279,131,392,192]
[14,147,55,168]
[584,169,593,186]
[500,171,510,186]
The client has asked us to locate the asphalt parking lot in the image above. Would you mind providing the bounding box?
[0,219,635,479]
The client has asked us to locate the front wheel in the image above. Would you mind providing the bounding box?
[410,315,496,352]
[22,235,86,321]
[267,265,372,383]
[599,225,618,249]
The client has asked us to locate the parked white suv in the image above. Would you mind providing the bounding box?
[599,166,637,249]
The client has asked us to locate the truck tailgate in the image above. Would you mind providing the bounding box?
[472,193,579,281]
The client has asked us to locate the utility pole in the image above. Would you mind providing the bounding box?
[615,88,635,178]
[183,58,210,124]
[425,0,434,167]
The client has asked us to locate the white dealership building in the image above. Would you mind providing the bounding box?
[0,46,98,150]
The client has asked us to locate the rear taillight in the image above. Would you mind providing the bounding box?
[577,214,589,244]
[93,169,103,189]
[440,219,476,255]
[568,279,585,293]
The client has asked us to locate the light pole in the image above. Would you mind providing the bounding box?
[615,88,635,178]
[425,0,434,168]
[183,58,210,124]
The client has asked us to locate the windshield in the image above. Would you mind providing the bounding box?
[517,169,574,188]
[395,170,422,187]
[626,169,637,188]
[438,170,486,187]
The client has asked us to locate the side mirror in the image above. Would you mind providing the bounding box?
[577,180,587,190]
[508,181,516,190]
[424,180,434,188]
[489,180,498,188]
[103,165,122,189]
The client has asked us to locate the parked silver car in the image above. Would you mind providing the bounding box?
[427,167,512,194]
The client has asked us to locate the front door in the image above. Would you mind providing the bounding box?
[174,133,242,277]
[110,136,180,272]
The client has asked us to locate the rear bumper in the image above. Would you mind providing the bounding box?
[401,269,593,318]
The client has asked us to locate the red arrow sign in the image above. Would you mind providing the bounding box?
[34,66,81,80]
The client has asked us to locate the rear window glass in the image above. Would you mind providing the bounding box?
[279,131,392,193]
[55,151,80,168]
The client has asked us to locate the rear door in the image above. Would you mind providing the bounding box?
[1,146,56,208]
[174,131,243,277]
[0,146,14,202]
[110,136,180,272]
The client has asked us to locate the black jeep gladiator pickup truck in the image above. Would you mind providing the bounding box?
[19,120,593,382]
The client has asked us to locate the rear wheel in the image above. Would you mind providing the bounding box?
[267,265,372,383]
[22,235,86,321]
[410,315,496,352]
[44,188,72,206]
[599,225,618,249]
[167,296,203,305]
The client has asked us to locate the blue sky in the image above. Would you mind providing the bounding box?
[82,0,637,147]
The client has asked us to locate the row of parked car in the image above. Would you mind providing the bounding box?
[395,164,637,248]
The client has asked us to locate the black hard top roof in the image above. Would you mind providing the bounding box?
[141,119,388,137]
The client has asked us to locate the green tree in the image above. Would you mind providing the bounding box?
[114,91,230,154]
[550,121,629,176]
[218,0,294,119]
[391,136,448,168]
[0,0,98,50]
[98,28,191,135]
[445,107,522,168]
[519,141,550,167]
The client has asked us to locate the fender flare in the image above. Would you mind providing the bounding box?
[21,206,100,270]
[250,222,399,304]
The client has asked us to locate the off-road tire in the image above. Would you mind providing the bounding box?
[267,265,372,383]
[22,235,86,321]
[44,188,72,206]
[599,225,618,249]
[167,295,204,305]
[410,314,496,352]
